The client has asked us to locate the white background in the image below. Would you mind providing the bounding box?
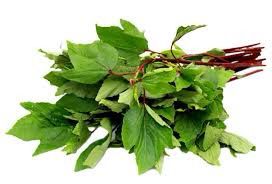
[0,0,271,183]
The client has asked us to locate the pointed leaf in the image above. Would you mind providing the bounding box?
[145,104,170,127]
[122,104,173,174]
[95,76,129,101]
[219,132,255,153]
[56,94,98,113]
[172,25,206,44]
[58,41,118,84]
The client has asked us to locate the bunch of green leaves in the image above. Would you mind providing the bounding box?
[7,19,255,174]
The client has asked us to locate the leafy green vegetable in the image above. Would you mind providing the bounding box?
[122,104,173,173]
[99,99,127,113]
[174,112,205,148]
[142,67,176,97]
[172,25,206,46]
[219,132,255,153]
[7,102,74,156]
[95,76,129,101]
[8,19,260,174]
[59,41,118,84]
[118,87,134,106]
[63,120,91,154]
[56,94,98,112]
[96,19,148,66]
[202,124,224,150]
[56,81,100,98]
[190,142,221,165]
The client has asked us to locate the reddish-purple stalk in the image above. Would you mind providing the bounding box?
[109,43,265,82]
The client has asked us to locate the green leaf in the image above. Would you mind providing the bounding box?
[20,102,71,125]
[190,142,221,165]
[153,106,175,123]
[172,136,181,147]
[83,118,112,168]
[201,95,229,121]
[144,104,170,127]
[214,68,234,88]
[175,90,210,110]
[58,41,118,84]
[154,155,164,174]
[207,48,225,56]
[175,76,191,91]
[33,127,74,156]
[63,121,91,154]
[122,104,173,173]
[44,71,68,87]
[96,19,148,66]
[56,94,98,113]
[56,81,100,98]
[203,124,224,150]
[75,118,112,171]
[174,112,204,148]
[142,67,176,96]
[181,64,206,82]
[172,25,206,45]
[120,19,145,38]
[64,111,90,121]
[133,82,142,105]
[195,66,234,89]
[75,138,106,172]
[152,97,177,108]
[161,46,186,59]
[99,99,127,113]
[95,76,129,101]
[118,87,134,106]
[7,102,74,155]
[219,132,255,153]
[39,49,73,69]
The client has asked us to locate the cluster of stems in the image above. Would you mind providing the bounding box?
[109,43,265,82]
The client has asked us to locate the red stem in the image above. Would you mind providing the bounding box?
[223,43,260,52]
[229,69,263,82]
[109,43,265,82]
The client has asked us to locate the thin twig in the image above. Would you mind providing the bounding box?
[229,69,263,82]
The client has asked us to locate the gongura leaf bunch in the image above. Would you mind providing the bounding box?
[8,19,264,174]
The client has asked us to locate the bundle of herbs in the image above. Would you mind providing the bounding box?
[8,20,264,174]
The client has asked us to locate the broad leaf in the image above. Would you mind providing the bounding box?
[118,87,134,106]
[190,142,221,165]
[63,121,91,154]
[219,132,255,153]
[152,97,177,108]
[44,71,68,87]
[39,49,73,69]
[120,19,145,38]
[56,94,98,113]
[172,25,206,45]
[99,99,127,113]
[203,124,224,150]
[95,76,129,101]
[56,81,100,98]
[145,104,170,127]
[74,138,106,172]
[122,104,173,173]
[7,102,74,155]
[175,76,191,91]
[142,67,176,96]
[96,19,148,66]
[153,106,175,123]
[174,112,204,148]
[174,90,211,110]
[75,118,112,171]
[58,41,118,84]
